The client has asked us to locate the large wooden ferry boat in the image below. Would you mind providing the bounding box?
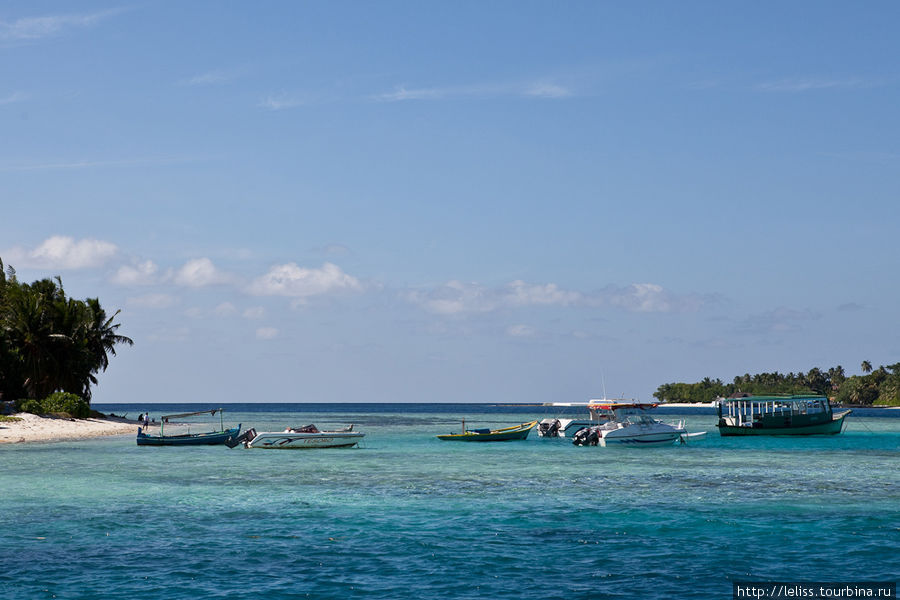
[715,394,850,436]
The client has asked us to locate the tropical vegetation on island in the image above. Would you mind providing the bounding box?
[654,362,900,406]
[0,258,132,416]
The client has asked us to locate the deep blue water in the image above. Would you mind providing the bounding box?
[1,403,898,599]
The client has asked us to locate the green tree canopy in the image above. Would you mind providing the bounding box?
[655,362,900,407]
[0,258,132,403]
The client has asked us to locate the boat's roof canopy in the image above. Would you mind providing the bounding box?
[161,408,223,419]
[717,394,827,403]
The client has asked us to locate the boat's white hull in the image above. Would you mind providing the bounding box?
[245,431,364,449]
[599,423,687,447]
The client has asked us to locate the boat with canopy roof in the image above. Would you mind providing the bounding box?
[715,394,850,436]
[136,408,241,446]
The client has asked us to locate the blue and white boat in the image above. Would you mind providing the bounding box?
[136,409,241,447]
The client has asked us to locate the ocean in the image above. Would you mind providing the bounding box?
[1,403,898,599]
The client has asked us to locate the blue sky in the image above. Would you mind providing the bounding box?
[2,2,898,404]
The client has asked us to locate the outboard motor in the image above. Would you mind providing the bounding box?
[572,427,590,446]
[538,419,561,438]
[572,426,600,446]
[225,428,257,449]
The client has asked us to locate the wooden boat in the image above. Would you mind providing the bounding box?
[136,408,241,446]
[437,420,537,442]
[715,394,851,436]
[233,424,364,449]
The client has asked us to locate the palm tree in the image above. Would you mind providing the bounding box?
[0,270,133,401]
[4,285,64,399]
[81,298,133,399]
[861,360,873,374]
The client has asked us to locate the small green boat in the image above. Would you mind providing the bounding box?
[437,420,537,442]
[716,394,851,436]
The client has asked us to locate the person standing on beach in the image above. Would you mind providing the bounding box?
[143,413,150,428]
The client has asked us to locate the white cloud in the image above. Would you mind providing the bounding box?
[243,306,265,320]
[127,293,178,309]
[256,327,279,340]
[111,260,159,286]
[4,235,118,269]
[0,9,121,42]
[507,324,536,337]
[172,258,233,288]
[248,262,362,300]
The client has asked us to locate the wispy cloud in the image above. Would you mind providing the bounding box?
[374,86,445,102]
[738,307,820,334]
[836,302,865,313]
[0,91,28,105]
[405,279,711,316]
[182,68,243,87]
[373,80,573,102]
[0,9,122,43]
[0,155,206,173]
[755,77,868,93]
[507,324,537,338]
[257,93,309,111]
[525,82,572,98]
[256,327,279,340]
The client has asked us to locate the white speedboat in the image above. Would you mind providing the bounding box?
[234,424,364,449]
[570,401,694,447]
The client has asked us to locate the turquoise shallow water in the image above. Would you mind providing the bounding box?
[1,404,898,599]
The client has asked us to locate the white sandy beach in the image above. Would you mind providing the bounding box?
[0,413,148,444]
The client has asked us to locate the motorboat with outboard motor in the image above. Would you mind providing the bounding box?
[568,401,703,447]
[227,424,364,449]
